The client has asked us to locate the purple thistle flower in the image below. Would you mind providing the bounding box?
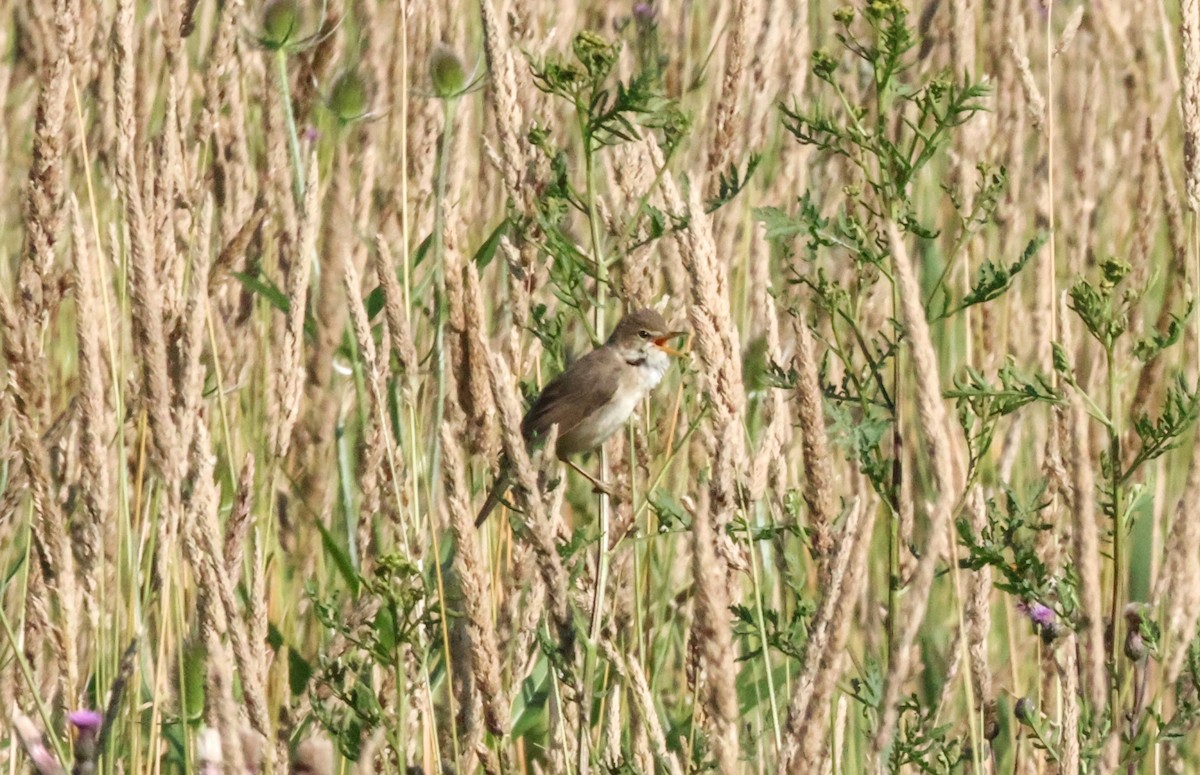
[633,2,657,22]
[68,710,103,734]
[70,709,103,774]
[1017,600,1056,629]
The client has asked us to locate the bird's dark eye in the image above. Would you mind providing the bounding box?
[639,330,651,339]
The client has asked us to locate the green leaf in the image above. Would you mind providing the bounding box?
[958,232,1046,311]
[411,232,433,267]
[315,519,361,595]
[365,286,386,319]
[473,218,509,269]
[232,270,290,313]
[706,153,762,213]
[288,647,314,697]
[648,487,687,530]
[1134,300,1193,361]
[753,206,804,242]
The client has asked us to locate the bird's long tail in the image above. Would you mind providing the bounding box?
[475,462,514,527]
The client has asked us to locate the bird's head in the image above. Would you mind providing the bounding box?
[607,308,689,361]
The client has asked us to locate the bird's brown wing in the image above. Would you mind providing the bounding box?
[521,348,622,443]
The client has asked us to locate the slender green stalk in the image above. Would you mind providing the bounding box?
[745,512,783,753]
[577,105,610,775]
[274,48,306,207]
[424,93,462,773]
[427,96,458,515]
[1106,342,1123,700]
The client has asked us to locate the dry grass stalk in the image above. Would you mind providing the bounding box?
[1154,423,1200,682]
[441,358,509,738]
[963,488,992,716]
[223,454,256,581]
[796,514,874,768]
[790,312,836,560]
[1125,121,1160,348]
[599,639,684,775]
[374,235,420,380]
[185,447,248,775]
[69,195,109,607]
[1129,141,1192,415]
[485,349,572,636]
[457,261,500,459]
[295,146,359,522]
[184,421,270,742]
[1068,64,1100,277]
[479,0,528,206]
[174,194,213,466]
[746,240,792,503]
[0,286,79,708]
[706,0,755,192]
[779,498,873,770]
[114,0,179,481]
[689,491,740,773]
[154,77,186,325]
[1066,346,1106,713]
[949,0,976,76]
[274,151,320,460]
[1057,635,1082,773]
[676,186,747,552]
[1009,38,1046,134]
[871,221,963,758]
[23,0,72,310]
[1182,0,1200,211]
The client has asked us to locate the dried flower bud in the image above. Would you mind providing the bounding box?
[1124,603,1150,662]
[1123,602,1145,629]
[430,43,467,98]
[260,0,300,49]
[1039,619,1063,644]
[329,68,371,123]
[1125,627,1148,662]
[983,700,1001,741]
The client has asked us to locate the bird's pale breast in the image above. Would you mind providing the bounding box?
[557,349,669,455]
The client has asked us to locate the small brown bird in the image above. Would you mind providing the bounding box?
[476,308,687,526]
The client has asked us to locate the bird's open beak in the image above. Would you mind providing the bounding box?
[653,331,690,357]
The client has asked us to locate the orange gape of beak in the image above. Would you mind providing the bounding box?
[654,331,689,357]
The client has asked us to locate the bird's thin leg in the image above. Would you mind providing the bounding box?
[564,458,612,495]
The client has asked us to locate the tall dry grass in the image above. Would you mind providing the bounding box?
[0,1,1198,773]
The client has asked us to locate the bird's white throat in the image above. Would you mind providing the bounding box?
[619,346,671,392]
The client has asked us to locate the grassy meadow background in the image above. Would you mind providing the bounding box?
[2,0,1200,772]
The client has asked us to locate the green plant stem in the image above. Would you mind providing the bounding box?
[888,247,902,666]
[427,96,458,521]
[578,115,610,775]
[274,48,306,208]
[427,94,461,772]
[745,511,784,753]
[1107,342,1123,704]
